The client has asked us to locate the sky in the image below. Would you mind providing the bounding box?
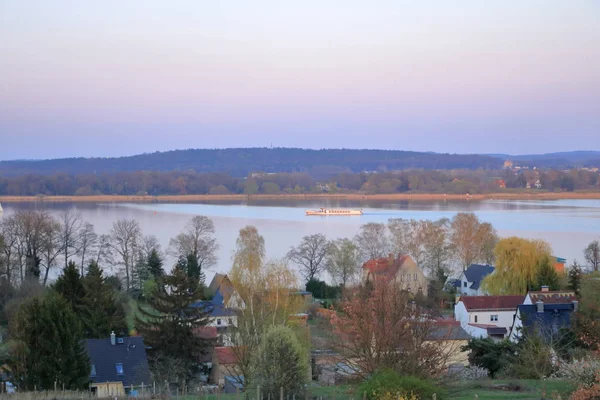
[1,1,599,160]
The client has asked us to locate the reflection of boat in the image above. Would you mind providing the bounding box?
[305,208,363,216]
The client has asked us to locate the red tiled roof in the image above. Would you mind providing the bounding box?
[528,291,576,304]
[193,326,218,340]
[362,254,411,278]
[215,347,238,365]
[460,295,524,311]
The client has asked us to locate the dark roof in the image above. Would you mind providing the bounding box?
[487,327,508,335]
[190,294,237,318]
[463,264,495,290]
[527,291,577,304]
[460,295,524,311]
[518,303,575,339]
[84,337,151,387]
[447,278,461,288]
[428,322,471,340]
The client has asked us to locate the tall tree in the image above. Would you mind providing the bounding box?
[568,261,583,296]
[59,210,83,268]
[388,219,427,266]
[326,238,360,287]
[535,255,560,291]
[77,222,97,276]
[584,240,600,272]
[54,260,85,311]
[147,248,164,278]
[450,213,498,272]
[421,218,454,277]
[354,223,390,261]
[39,216,62,286]
[482,237,552,295]
[573,272,600,350]
[168,216,218,272]
[108,219,141,292]
[286,233,330,282]
[10,291,90,390]
[80,260,128,338]
[136,265,210,384]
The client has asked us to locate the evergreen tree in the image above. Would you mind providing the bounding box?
[54,261,86,311]
[147,249,164,278]
[11,291,90,390]
[135,264,210,383]
[535,256,560,291]
[80,260,128,338]
[568,261,582,296]
[186,253,205,284]
[133,250,150,292]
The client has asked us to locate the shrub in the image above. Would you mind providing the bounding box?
[457,366,489,381]
[359,370,446,400]
[462,338,515,378]
[552,358,600,388]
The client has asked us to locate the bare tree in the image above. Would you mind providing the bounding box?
[388,218,427,266]
[420,218,454,277]
[39,216,62,286]
[354,222,390,261]
[108,219,142,291]
[0,217,19,284]
[59,210,83,268]
[9,210,55,282]
[584,240,600,272]
[168,216,218,271]
[77,222,97,275]
[286,233,329,282]
[450,212,498,272]
[95,233,113,267]
[141,235,161,259]
[326,238,360,287]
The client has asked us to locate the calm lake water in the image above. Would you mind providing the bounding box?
[1,199,599,281]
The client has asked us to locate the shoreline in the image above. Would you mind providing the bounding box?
[1,192,600,203]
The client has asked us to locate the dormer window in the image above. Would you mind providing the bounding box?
[90,364,97,378]
[116,363,124,376]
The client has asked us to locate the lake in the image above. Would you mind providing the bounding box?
[1,199,599,281]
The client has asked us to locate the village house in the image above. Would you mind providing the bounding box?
[426,321,471,367]
[509,300,577,343]
[459,264,495,296]
[523,287,576,305]
[84,332,151,398]
[454,295,524,339]
[210,347,241,388]
[362,254,428,296]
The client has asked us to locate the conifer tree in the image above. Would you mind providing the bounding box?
[147,248,164,278]
[135,264,210,382]
[535,256,560,291]
[80,260,128,338]
[11,291,90,390]
[186,253,205,284]
[568,261,583,296]
[54,260,86,311]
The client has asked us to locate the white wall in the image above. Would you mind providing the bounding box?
[454,300,517,338]
[207,315,238,328]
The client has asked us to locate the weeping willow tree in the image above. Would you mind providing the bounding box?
[482,237,552,295]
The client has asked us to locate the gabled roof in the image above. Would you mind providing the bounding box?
[208,274,235,304]
[190,298,237,318]
[463,264,495,290]
[527,291,576,304]
[84,336,151,387]
[460,295,524,311]
[428,321,471,340]
[362,254,420,280]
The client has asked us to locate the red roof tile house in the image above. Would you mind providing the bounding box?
[362,254,428,297]
[454,295,524,339]
[210,347,241,387]
[523,287,576,305]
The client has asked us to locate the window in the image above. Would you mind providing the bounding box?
[413,273,417,281]
[463,281,467,287]
[217,318,222,326]
[474,315,478,323]
[116,363,124,376]
[90,364,96,378]
[490,315,498,322]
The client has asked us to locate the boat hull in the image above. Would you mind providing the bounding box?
[305,209,362,216]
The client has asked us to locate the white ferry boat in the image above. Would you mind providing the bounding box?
[305,208,363,216]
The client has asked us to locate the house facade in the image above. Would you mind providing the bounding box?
[509,301,577,342]
[454,295,524,339]
[362,254,428,296]
[459,264,495,296]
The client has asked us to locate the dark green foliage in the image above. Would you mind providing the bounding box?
[135,265,210,382]
[11,291,90,390]
[54,261,85,311]
[104,275,123,292]
[568,262,582,296]
[462,338,516,378]
[535,256,560,291]
[80,261,128,338]
[147,249,164,278]
[305,278,341,300]
[358,370,446,400]
[25,254,40,279]
[0,277,15,324]
[185,253,204,283]
[250,325,308,399]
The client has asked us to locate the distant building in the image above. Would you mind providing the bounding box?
[553,256,567,273]
[493,179,506,189]
[85,333,151,398]
[523,287,576,305]
[503,160,514,169]
[509,301,577,342]
[459,264,495,296]
[454,295,524,339]
[362,254,428,297]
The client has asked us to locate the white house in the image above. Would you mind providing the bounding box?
[454,295,524,339]
[459,264,495,296]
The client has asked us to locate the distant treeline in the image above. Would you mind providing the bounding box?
[0,168,598,196]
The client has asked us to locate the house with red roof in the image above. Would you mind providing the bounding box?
[523,286,576,305]
[210,347,241,387]
[362,253,428,296]
[454,295,524,339]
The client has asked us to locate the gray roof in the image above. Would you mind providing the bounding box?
[464,264,495,290]
[427,323,471,340]
[84,336,151,387]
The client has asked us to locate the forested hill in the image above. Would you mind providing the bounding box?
[0,148,503,178]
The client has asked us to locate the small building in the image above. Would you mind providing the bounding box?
[523,287,576,305]
[362,254,428,296]
[552,256,567,273]
[84,332,151,398]
[459,264,495,296]
[454,295,524,339]
[190,289,238,346]
[509,301,577,342]
[426,321,472,367]
[210,347,240,388]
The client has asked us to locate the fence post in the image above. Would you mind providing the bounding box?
[433,394,436,400]
[257,384,260,400]
[153,381,156,395]
[280,387,283,400]
[363,392,367,400]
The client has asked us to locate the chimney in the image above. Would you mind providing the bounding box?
[541,285,549,292]
[536,300,544,313]
[572,300,578,312]
[110,331,116,346]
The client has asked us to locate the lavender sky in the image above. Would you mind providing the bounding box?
[1,1,599,160]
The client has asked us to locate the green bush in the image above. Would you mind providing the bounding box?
[359,370,446,400]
